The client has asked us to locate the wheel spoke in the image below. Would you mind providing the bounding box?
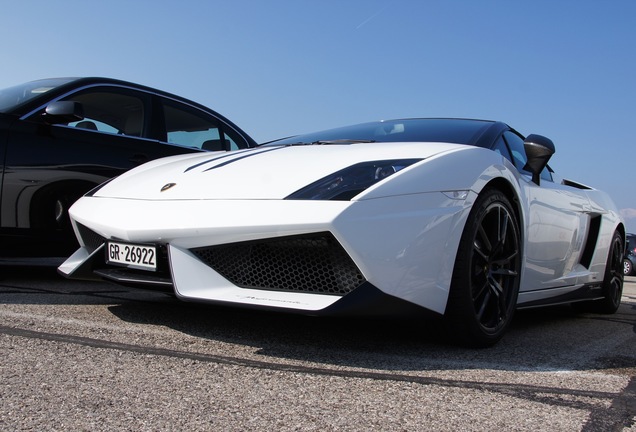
[487,274,504,296]
[491,268,518,277]
[493,250,519,268]
[494,208,509,254]
[488,276,508,321]
[476,224,492,254]
[473,242,489,261]
[472,279,489,305]
[499,209,509,241]
[475,289,491,321]
[610,240,623,286]
[469,200,520,331]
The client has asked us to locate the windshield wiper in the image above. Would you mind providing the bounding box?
[311,139,376,145]
[279,139,376,147]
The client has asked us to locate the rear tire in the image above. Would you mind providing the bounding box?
[624,258,633,276]
[444,189,521,347]
[590,231,624,313]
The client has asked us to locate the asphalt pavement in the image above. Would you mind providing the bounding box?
[0,267,634,431]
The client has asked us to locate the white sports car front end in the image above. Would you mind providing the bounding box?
[59,119,625,346]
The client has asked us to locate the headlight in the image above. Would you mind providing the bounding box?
[286,159,421,201]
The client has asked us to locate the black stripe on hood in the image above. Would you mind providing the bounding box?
[185,148,253,172]
[184,147,286,173]
[202,146,286,172]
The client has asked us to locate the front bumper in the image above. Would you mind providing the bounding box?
[60,193,471,315]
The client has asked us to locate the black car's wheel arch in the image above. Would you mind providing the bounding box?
[29,179,98,230]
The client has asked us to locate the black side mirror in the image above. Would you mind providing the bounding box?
[41,101,84,124]
[523,134,555,185]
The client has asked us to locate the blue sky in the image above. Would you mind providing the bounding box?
[2,0,635,232]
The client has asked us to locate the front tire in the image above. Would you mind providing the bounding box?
[444,189,521,347]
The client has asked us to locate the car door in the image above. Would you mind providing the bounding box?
[523,179,593,289]
[499,131,592,291]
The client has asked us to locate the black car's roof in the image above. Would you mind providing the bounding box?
[266,118,513,149]
[0,77,257,147]
[4,77,211,116]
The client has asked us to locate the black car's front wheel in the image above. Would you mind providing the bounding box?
[444,188,521,347]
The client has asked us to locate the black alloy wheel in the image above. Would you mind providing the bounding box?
[445,188,521,347]
[595,231,624,313]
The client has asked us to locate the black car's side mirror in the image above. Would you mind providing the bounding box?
[41,101,84,124]
[523,134,555,186]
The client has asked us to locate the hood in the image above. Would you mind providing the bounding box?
[94,142,467,200]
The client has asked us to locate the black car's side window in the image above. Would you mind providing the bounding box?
[62,88,147,137]
[160,98,245,150]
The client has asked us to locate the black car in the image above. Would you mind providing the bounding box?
[0,77,257,261]
[625,233,636,276]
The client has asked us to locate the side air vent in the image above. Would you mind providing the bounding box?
[191,232,366,295]
[580,215,602,269]
[76,223,106,254]
[562,179,592,190]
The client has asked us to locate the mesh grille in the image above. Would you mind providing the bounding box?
[76,223,106,253]
[191,232,365,295]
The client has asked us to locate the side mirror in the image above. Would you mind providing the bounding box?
[523,134,555,185]
[41,101,84,124]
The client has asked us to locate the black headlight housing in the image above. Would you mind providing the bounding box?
[286,159,421,201]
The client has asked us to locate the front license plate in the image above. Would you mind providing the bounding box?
[106,242,157,271]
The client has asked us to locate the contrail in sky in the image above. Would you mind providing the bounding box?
[356,3,392,29]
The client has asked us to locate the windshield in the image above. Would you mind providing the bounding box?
[267,118,495,147]
[0,78,76,112]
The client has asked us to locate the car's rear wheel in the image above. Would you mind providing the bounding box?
[581,230,624,314]
[625,258,633,276]
[444,188,521,347]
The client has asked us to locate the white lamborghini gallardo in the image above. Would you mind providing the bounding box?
[59,118,626,346]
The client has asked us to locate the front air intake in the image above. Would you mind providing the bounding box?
[76,223,106,253]
[191,232,366,295]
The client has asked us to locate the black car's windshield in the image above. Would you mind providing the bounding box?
[0,78,76,112]
[266,118,495,147]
